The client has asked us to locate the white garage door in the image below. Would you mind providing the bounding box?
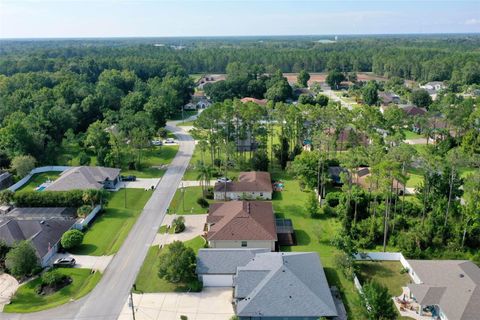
[202,275,233,287]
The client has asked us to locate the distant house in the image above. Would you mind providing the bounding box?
[206,201,277,251]
[378,91,401,106]
[328,166,349,185]
[214,171,273,200]
[0,207,77,266]
[420,81,446,100]
[400,104,427,117]
[0,171,13,190]
[353,167,405,194]
[236,132,258,152]
[234,252,338,319]
[324,127,370,151]
[240,97,268,106]
[46,166,120,191]
[405,260,480,320]
[196,98,211,109]
[183,102,197,111]
[196,248,269,287]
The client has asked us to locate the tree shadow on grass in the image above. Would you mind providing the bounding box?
[70,244,98,256]
[294,229,311,246]
[324,267,356,317]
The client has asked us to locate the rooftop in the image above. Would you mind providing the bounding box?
[46,166,120,191]
[214,171,272,193]
[196,248,269,275]
[407,260,480,320]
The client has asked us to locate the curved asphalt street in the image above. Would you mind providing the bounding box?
[0,122,195,320]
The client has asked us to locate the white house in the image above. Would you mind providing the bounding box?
[214,171,272,200]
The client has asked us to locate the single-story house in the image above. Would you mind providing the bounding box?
[234,252,338,319]
[328,166,349,185]
[405,259,479,320]
[0,171,13,190]
[240,97,268,106]
[46,166,120,191]
[183,102,197,111]
[324,127,370,151]
[379,91,400,106]
[353,167,405,194]
[0,209,76,266]
[206,201,277,251]
[400,104,427,117]
[196,248,269,287]
[214,171,273,201]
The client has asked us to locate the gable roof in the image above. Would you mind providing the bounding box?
[46,166,120,191]
[207,201,277,241]
[196,248,269,275]
[407,260,480,320]
[0,217,76,258]
[234,252,338,318]
[214,171,272,193]
[240,97,268,106]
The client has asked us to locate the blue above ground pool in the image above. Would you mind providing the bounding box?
[36,186,46,191]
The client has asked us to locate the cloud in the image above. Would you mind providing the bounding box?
[465,18,480,25]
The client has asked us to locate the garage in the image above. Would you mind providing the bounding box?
[201,274,233,287]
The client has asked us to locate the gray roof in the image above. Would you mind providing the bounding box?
[407,260,480,320]
[0,217,76,258]
[46,166,120,191]
[196,248,269,275]
[7,207,76,219]
[234,252,338,318]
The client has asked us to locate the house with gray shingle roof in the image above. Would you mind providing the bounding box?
[233,252,338,319]
[214,171,273,200]
[45,166,120,191]
[406,260,480,320]
[196,248,269,287]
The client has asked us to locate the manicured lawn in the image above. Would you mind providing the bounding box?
[183,144,240,180]
[356,261,410,297]
[15,172,60,193]
[71,189,153,256]
[4,268,101,313]
[121,145,179,178]
[168,186,212,215]
[406,167,423,188]
[178,120,195,127]
[271,177,364,319]
[134,236,206,293]
[403,130,423,140]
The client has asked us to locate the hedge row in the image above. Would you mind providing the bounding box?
[14,190,86,207]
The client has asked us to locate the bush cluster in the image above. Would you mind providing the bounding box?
[13,190,85,207]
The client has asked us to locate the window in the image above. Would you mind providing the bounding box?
[241,241,247,247]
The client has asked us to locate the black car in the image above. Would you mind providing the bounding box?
[53,257,76,268]
[121,175,137,182]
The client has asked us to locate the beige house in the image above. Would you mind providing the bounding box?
[206,201,277,251]
[214,171,273,200]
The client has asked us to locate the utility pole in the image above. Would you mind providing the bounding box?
[181,182,185,213]
[129,288,136,320]
[124,182,127,208]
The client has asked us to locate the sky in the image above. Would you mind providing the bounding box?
[1,0,479,38]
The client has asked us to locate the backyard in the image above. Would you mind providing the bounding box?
[71,188,153,256]
[356,261,410,297]
[15,171,61,193]
[134,236,205,293]
[4,268,102,313]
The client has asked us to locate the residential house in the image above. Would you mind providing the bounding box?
[0,171,13,190]
[240,97,268,106]
[183,102,198,111]
[405,260,480,320]
[46,166,120,191]
[214,171,273,200]
[400,104,427,117]
[196,248,269,287]
[234,252,338,319]
[420,81,447,100]
[328,166,349,185]
[0,207,77,266]
[206,201,277,251]
[324,127,370,151]
[378,91,401,106]
[353,167,405,194]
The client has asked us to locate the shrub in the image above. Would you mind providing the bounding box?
[61,230,84,250]
[78,152,91,166]
[325,192,342,208]
[13,190,85,207]
[77,205,92,218]
[5,241,39,278]
[41,270,66,287]
[196,197,209,208]
[172,216,186,233]
[158,241,196,283]
[205,188,214,200]
[180,316,188,320]
[10,155,36,178]
[189,279,203,292]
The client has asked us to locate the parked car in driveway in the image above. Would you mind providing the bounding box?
[121,175,137,182]
[165,138,175,144]
[53,257,76,268]
[217,177,231,183]
[151,140,163,146]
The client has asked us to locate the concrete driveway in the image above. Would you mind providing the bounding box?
[0,274,18,312]
[122,178,161,189]
[51,253,113,272]
[153,214,207,246]
[179,180,216,188]
[117,288,234,320]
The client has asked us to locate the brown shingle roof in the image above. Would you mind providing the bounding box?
[214,171,272,193]
[240,97,268,106]
[207,201,277,241]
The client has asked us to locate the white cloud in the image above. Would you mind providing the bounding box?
[465,18,480,25]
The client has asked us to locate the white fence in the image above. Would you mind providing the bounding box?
[8,166,70,191]
[73,205,102,230]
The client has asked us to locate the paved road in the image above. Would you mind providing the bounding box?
[0,122,195,320]
[322,87,354,110]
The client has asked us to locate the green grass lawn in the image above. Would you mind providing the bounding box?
[134,236,206,293]
[183,144,241,180]
[4,268,101,313]
[406,167,424,188]
[356,261,410,297]
[168,186,213,214]
[178,120,195,127]
[71,189,153,256]
[403,130,423,140]
[271,177,364,319]
[121,145,179,178]
[15,172,60,193]
[169,110,197,121]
